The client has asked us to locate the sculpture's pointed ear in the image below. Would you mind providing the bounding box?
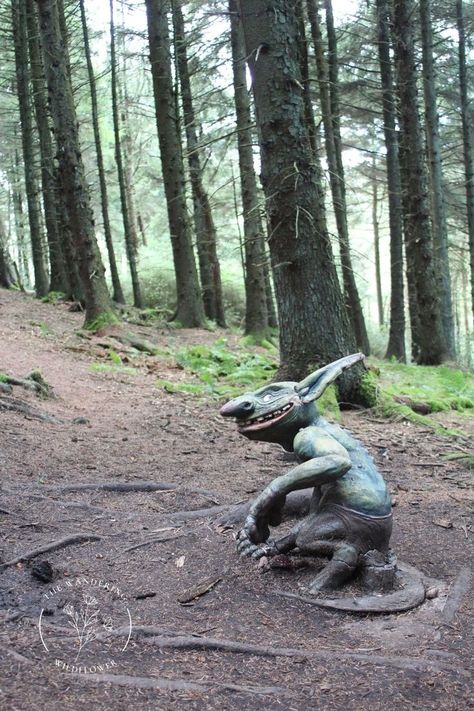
[295,353,365,403]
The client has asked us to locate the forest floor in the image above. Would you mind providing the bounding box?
[0,288,473,711]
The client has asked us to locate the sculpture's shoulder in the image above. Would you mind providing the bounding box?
[293,424,350,462]
[318,419,361,452]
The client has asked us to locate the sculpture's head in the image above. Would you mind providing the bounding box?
[220,353,365,448]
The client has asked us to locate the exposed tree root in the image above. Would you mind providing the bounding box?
[0,395,59,423]
[166,503,236,521]
[101,627,469,676]
[123,533,186,553]
[36,481,221,498]
[1,533,101,568]
[81,672,287,696]
[441,566,472,624]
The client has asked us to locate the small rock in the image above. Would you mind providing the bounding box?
[31,560,54,583]
[425,587,439,599]
[433,518,453,529]
[72,417,90,425]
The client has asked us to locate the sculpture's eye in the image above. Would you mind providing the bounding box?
[262,393,273,402]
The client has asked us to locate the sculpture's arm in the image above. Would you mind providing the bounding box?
[242,427,351,544]
[243,455,351,544]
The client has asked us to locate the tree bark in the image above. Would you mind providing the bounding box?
[420,0,455,358]
[375,0,406,362]
[371,155,384,327]
[307,0,370,355]
[110,0,143,308]
[8,142,30,284]
[0,218,17,289]
[229,0,268,337]
[36,0,114,325]
[79,0,124,304]
[26,0,68,295]
[12,0,49,297]
[172,0,226,327]
[456,0,474,323]
[145,0,205,327]
[392,0,447,364]
[238,0,363,402]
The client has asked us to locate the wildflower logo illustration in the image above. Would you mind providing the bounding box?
[38,577,133,673]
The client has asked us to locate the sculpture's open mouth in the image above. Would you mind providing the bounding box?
[237,402,295,432]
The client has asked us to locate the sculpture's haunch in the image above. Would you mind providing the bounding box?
[220,353,394,592]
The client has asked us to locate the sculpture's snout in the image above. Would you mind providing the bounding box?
[220,398,255,418]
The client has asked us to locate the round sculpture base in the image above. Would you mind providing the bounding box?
[278,561,427,614]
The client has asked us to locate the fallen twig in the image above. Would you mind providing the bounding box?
[178,576,222,603]
[1,533,101,568]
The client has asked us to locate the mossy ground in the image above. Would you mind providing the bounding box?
[154,342,474,430]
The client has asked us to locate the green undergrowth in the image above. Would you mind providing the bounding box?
[155,338,342,419]
[156,337,277,400]
[90,363,139,376]
[366,359,474,435]
[84,310,119,332]
[90,349,138,376]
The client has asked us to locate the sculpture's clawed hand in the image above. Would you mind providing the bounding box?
[236,529,274,559]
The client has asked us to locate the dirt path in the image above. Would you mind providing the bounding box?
[0,289,472,710]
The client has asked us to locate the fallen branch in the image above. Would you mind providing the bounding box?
[1,533,101,568]
[80,672,287,696]
[101,627,469,676]
[441,566,472,624]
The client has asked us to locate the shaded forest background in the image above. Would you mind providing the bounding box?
[0,0,473,380]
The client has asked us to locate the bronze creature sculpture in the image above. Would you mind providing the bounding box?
[220,353,396,594]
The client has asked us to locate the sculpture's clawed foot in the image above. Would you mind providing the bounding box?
[236,529,276,559]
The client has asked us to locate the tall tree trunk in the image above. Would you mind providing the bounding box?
[229,0,268,337]
[26,0,68,295]
[117,14,141,259]
[392,0,446,364]
[36,0,114,325]
[12,0,49,297]
[145,0,205,327]
[172,0,226,327]
[375,0,406,362]
[420,0,455,358]
[0,218,17,289]
[238,0,363,402]
[456,0,474,323]
[371,155,384,328]
[307,0,370,355]
[296,0,318,158]
[9,142,30,284]
[110,0,143,308]
[79,0,124,304]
